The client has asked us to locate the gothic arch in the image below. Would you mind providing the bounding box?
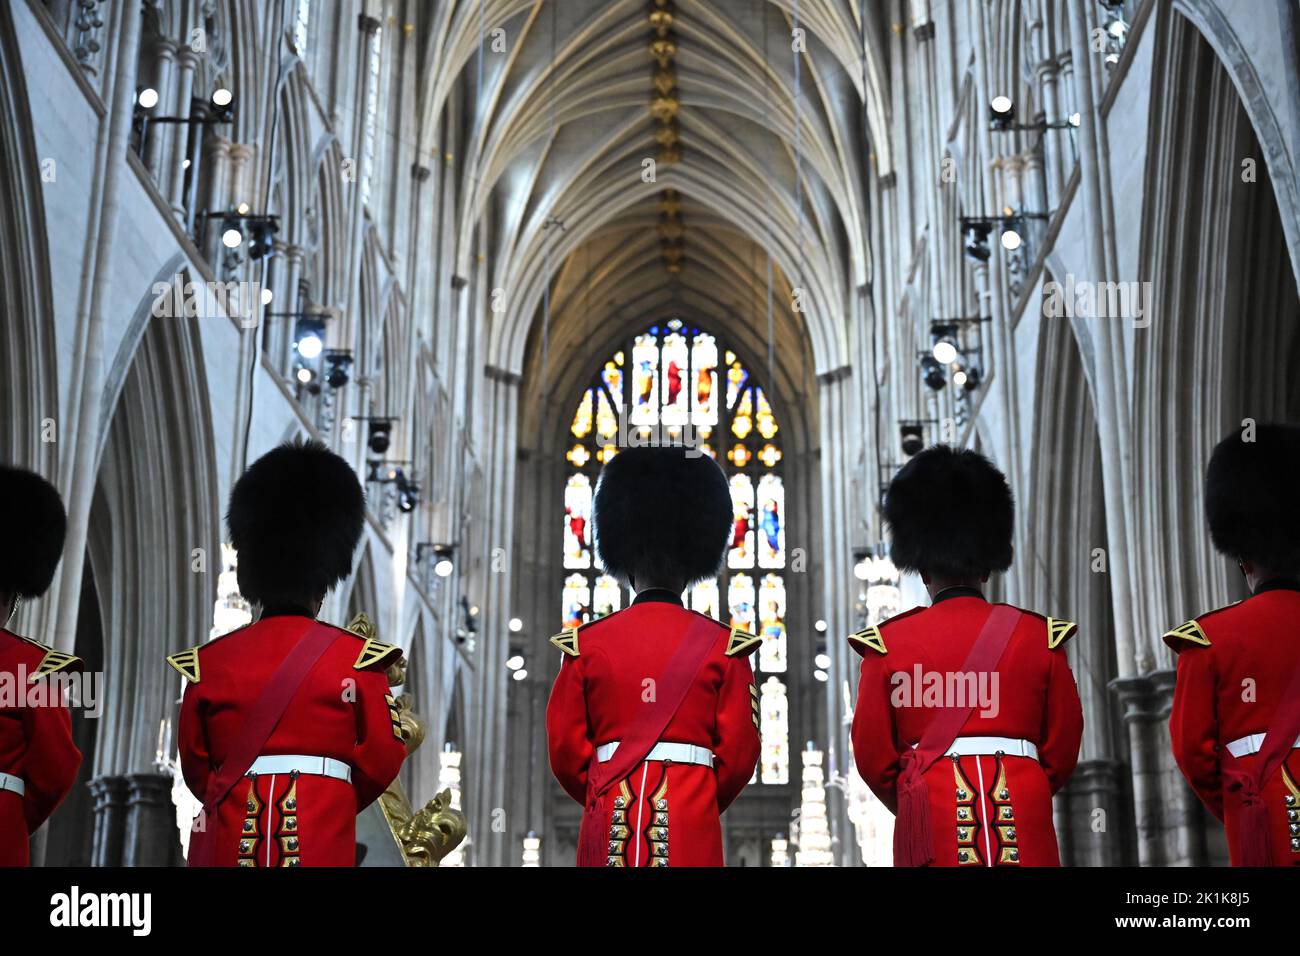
[0,0,58,470]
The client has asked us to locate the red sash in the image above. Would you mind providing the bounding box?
[893,605,1022,867]
[1223,655,1300,866]
[576,616,722,867]
[187,622,342,867]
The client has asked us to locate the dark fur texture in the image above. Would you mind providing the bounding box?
[593,445,731,587]
[0,466,67,598]
[1205,423,1300,572]
[884,445,1014,578]
[227,440,365,604]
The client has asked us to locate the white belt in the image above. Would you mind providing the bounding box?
[911,736,1039,760]
[0,772,24,797]
[1226,733,1300,758]
[246,754,352,782]
[596,741,714,768]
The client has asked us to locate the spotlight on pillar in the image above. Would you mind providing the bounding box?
[368,419,393,455]
[813,619,827,634]
[261,287,274,305]
[508,617,524,633]
[512,668,528,682]
[814,650,831,670]
[137,87,159,110]
[323,349,353,389]
[899,422,925,457]
[506,648,525,671]
[962,220,993,263]
[247,217,279,260]
[931,325,959,365]
[1000,222,1024,251]
[432,544,456,578]
[293,317,326,359]
[921,355,947,391]
[989,95,1015,131]
[221,227,243,249]
[209,87,235,121]
[396,473,420,514]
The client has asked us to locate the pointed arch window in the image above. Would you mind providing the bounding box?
[561,320,789,784]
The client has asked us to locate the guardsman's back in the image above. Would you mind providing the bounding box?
[1166,422,1300,866]
[0,466,82,867]
[546,446,760,867]
[169,441,407,867]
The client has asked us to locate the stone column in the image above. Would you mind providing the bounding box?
[89,775,128,867]
[142,37,177,177]
[123,773,181,866]
[167,48,200,218]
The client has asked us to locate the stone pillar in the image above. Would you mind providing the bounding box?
[1113,670,1184,865]
[142,37,177,177]
[88,775,128,867]
[201,137,234,263]
[123,773,181,866]
[167,48,200,218]
[1058,758,1128,866]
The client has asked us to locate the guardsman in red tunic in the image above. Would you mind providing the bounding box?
[850,446,1083,867]
[547,446,761,867]
[0,466,83,867]
[168,441,407,867]
[1166,424,1300,866]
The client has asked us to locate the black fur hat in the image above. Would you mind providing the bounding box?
[593,445,731,587]
[1205,423,1300,571]
[227,439,365,604]
[884,445,1014,579]
[0,465,67,598]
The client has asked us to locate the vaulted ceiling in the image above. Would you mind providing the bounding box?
[417,0,892,445]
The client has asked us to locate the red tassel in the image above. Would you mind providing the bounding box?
[1233,777,1273,867]
[577,793,606,867]
[893,753,934,867]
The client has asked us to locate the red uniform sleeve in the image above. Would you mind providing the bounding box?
[1039,647,1084,794]
[546,654,592,804]
[1168,645,1223,820]
[20,684,81,832]
[852,653,901,813]
[350,667,407,811]
[713,654,760,811]
[176,680,210,801]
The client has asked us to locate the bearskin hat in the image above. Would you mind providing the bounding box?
[1204,423,1300,572]
[227,440,365,604]
[884,445,1014,579]
[593,445,731,587]
[0,465,67,599]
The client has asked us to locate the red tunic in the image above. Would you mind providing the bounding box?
[0,628,82,867]
[170,614,407,867]
[1165,583,1300,866]
[850,593,1083,867]
[546,597,761,867]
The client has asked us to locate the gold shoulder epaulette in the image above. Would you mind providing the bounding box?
[354,637,403,670]
[550,627,581,657]
[1047,617,1078,650]
[1164,620,1211,647]
[848,625,887,655]
[166,646,201,683]
[22,635,83,680]
[724,627,761,658]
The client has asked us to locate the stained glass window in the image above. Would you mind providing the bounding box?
[561,322,790,785]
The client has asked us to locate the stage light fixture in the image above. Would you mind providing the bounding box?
[813,669,829,682]
[512,669,528,682]
[900,422,925,457]
[261,287,274,305]
[961,366,982,392]
[432,544,455,578]
[506,652,525,671]
[931,330,959,365]
[397,474,420,513]
[990,95,1014,130]
[963,221,993,262]
[814,651,831,670]
[813,619,827,633]
[221,227,243,249]
[921,355,947,391]
[509,617,524,633]
[368,419,393,455]
[137,87,159,110]
[1001,224,1023,251]
[295,366,313,385]
[293,317,325,359]
[323,350,353,389]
